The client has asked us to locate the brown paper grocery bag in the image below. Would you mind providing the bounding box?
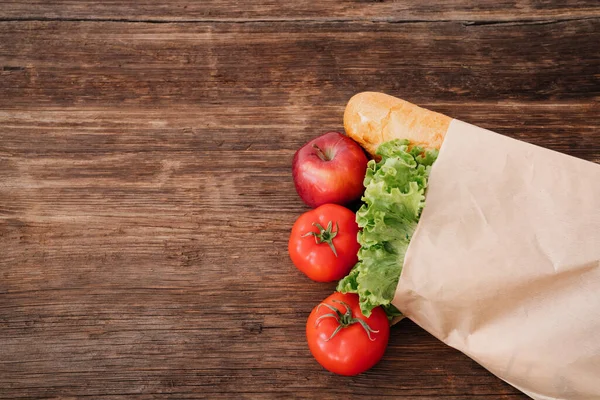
[393,120,600,400]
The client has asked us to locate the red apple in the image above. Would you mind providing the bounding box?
[292,132,368,208]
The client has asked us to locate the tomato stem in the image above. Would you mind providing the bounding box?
[315,300,379,341]
[301,221,339,257]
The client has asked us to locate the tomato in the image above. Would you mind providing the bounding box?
[288,204,360,282]
[306,292,390,376]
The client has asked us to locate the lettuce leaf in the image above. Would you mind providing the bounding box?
[337,139,438,317]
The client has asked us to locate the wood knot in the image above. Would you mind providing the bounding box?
[242,321,263,334]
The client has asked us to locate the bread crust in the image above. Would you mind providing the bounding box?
[343,92,452,156]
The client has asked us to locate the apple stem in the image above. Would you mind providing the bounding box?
[312,144,332,161]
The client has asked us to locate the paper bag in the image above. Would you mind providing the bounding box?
[393,120,600,400]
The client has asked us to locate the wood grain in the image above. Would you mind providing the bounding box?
[1,2,599,399]
[1,0,600,22]
[2,19,600,108]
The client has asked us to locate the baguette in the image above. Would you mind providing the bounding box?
[343,92,452,156]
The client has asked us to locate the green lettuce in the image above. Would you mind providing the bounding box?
[337,139,438,317]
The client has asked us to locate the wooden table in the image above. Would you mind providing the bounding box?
[1,2,598,399]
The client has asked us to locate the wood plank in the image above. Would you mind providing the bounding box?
[0,105,534,398]
[0,104,598,167]
[0,101,596,398]
[1,0,599,22]
[1,19,599,110]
